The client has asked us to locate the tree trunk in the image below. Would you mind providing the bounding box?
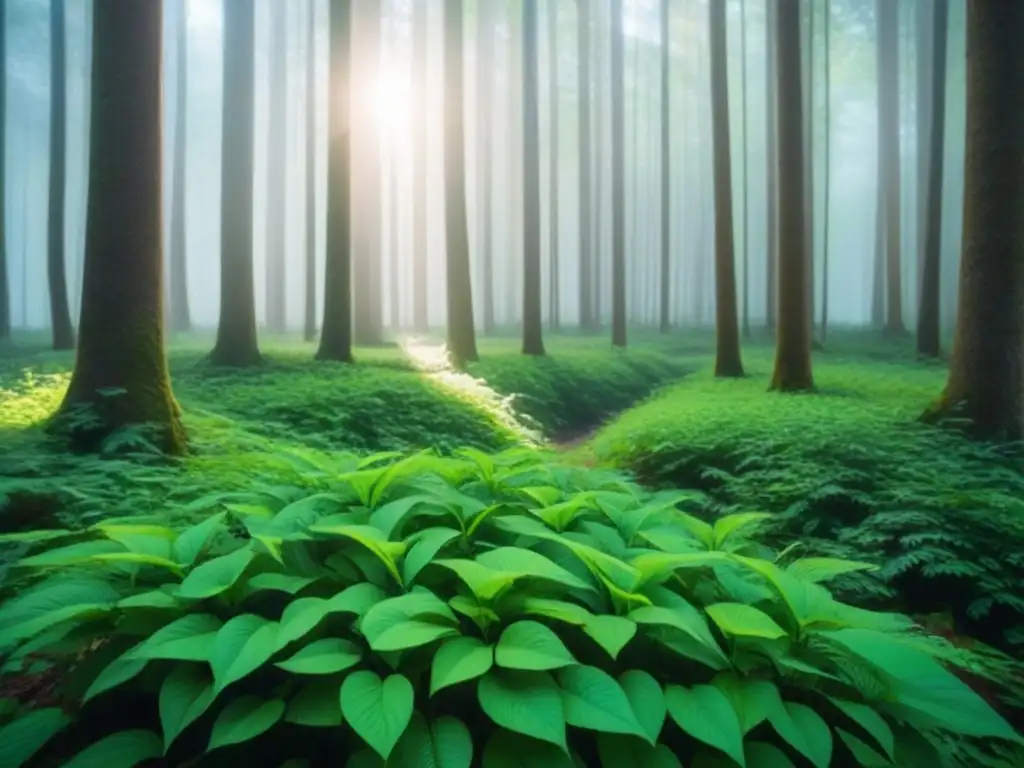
[924,1,1023,440]
[210,0,261,367]
[522,0,546,356]
[304,0,318,342]
[803,0,815,343]
[916,0,947,358]
[764,0,777,334]
[411,0,429,331]
[265,0,288,335]
[55,0,185,455]
[740,0,750,339]
[710,0,744,377]
[48,0,75,351]
[821,0,831,345]
[547,0,560,330]
[477,0,495,335]
[658,0,670,334]
[577,0,593,332]
[769,0,813,392]
[609,0,627,348]
[443,0,478,364]
[0,3,8,343]
[878,0,905,334]
[317,0,353,363]
[168,0,191,334]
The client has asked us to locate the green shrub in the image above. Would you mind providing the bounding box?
[0,448,1019,767]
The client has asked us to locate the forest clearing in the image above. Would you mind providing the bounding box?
[0,0,1023,766]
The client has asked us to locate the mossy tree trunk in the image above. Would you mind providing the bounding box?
[609,0,626,348]
[0,3,8,344]
[55,0,185,455]
[522,0,545,357]
[925,1,1023,440]
[303,0,318,343]
[443,0,478,365]
[769,0,813,392]
[168,0,191,335]
[317,0,353,363]
[210,0,261,367]
[48,0,75,351]
[709,0,744,378]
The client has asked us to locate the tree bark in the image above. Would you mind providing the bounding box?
[821,0,831,345]
[0,3,8,343]
[609,0,627,348]
[577,0,593,332]
[740,0,750,339]
[48,0,75,351]
[547,0,560,330]
[658,0,670,334]
[769,0,813,392]
[55,0,185,455]
[916,0,947,358]
[764,0,777,334]
[878,0,905,334]
[210,0,261,366]
[522,0,546,356]
[411,0,429,331]
[443,0,478,364]
[477,0,495,335]
[168,0,191,334]
[304,0,318,342]
[924,1,1023,440]
[265,0,288,335]
[710,0,744,377]
[317,0,353,363]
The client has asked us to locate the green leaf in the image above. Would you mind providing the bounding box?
[620,670,667,743]
[126,614,222,661]
[768,701,832,768]
[159,664,216,752]
[328,582,389,615]
[596,734,683,768]
[275,638,362,675]
[17,540,126,568]
[482,729,576,767]
[630,551,729,589]
[172,512,228,566]
[665,683,745,766]
[389,713,474,768]
[433,559,520,602]
[308,524,405,585]
[244,573,318,596]
[711,674,778,734]
[828,697,895,761]
[836,729,893,767]
[370,494,441,538]
[0,708,70,768]
[177,547,255,600]
[64,730,162,768]
[786,557,879,583]
[744,742,797,767]
[0,578,121,651]
[557,665,649,742]
[583,615,636,660]
[478,669,567,752]
[431,636,495,695]
[706,603,788,640]
[285,680,344,727]
[628,603,728,669]
[495,621,577,671]
[340,671,415,760]
[403,527,462,585]
[208,695,286,751]
[117,589,180,610]
[712,513,770,548]
[209,614,280,692]
[360,592,460,652]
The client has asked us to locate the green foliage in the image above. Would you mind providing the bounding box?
[0,448,1018,766]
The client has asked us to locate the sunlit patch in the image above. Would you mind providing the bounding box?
[373,67,411,139]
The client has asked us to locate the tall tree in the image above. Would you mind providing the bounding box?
[48,0,75,350]
[522,0,545,356]
[820,0,832,344]
[739,0,750,338]
[916,0,948,358]
[210,0,261,366]
[609,0,626,348]
[764,0,777,333]
[168,0,191,334]
[770,0,813,392]
[0,0,8,343]
[658,0,670,333]
[476,0,495,334]
[304,0,317,342]
[443,0,478,364]
[925,1,1023,439]
[877,0,905,334]
[411,0,429,331]
[55,0,185,454]
[709,0,743,377]
[546,0,560,329]
[317,0,353,362]
[265,0,288,334]
[577,0,594,332]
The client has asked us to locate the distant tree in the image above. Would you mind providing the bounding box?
[877,0,905,335]
[764,0,778,334]
[547,0,560,330]
[265,0,288,335]
[55,0,185,454]
[477,0,495,334]
[709,0,743,377]
[48,0,75,351]
[522,0,545,356]
[820,0,832,344]
[609,0,626,348]
[168,0,191,334]
[0,2,8,344]
[769,0,813,392]
[210,0,261,366]
[739,0,749,338]
[443,0,478,364]
[411,0,429,331]
[924,2,1023,440]
[577,0,594,332]
[658,0,670,334]
[304,0,317,342]
[317,0,353,363]
[916,0,948,358]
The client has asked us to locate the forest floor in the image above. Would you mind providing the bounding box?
[1,328,1024,761]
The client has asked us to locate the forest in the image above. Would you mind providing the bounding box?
[0,0,1022,766]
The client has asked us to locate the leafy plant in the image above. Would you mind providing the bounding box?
[0,448,1019,767]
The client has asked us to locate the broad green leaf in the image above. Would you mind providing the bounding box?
[308,524,405,585]
[433,559,520,602]
[0,578,120,650]
[0,603,113,652]
[596,734,683,768]
[275,638,362,675]
[786,557,879,583]
[620,670,667,743]
[64,730,162,768]
[711,674,778,734]
[628,603,728,668]
[744,742,797,767]
[244,572,318,596]
[512,597,591,625]
[0,528,73,544]
[768,701,832,768]
[340,671,415,760]
[712,513,770,548]
[518,486,563,508]
[706,603,788,640]
[389,713,473,768]
[403,527,462,584]
[629,551,729,589]
[431,636,495,695]
[327,582,389,615]
[17,540,126,568]
[83,647,148,703]
[370,494,447,539]
[557,665,649,742]
[532,495,594,532]
[836,729,893,767]
[478,670,567,752]
[126,614,222,661]
[0,708,70,768]
[277,597,331,649]
[87,551,184,573]
[209,614,280,692]
[583,615,636,659]
[172,512,227,566]
[476,547,593,591]
[828,697,895,760]
[285,680,344,727]
[730,556,838,628]
[177,547,255,600]
[208,696,286,751]
[482,729,576,767]
[117,589,180,610]
[665,684,745,766]
[361,592,459,652]
[159,664,216,752]
[495,621,577,671]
